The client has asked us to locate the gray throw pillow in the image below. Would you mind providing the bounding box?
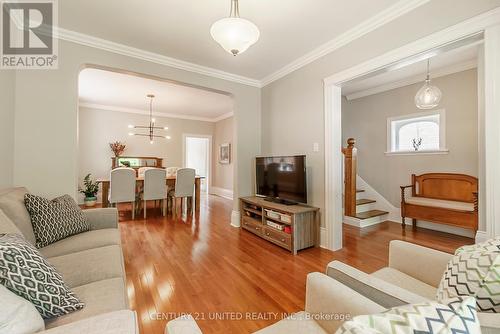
[0,234,84,319]
[24,194,90,248]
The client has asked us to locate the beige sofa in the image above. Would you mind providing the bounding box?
[167,240,500,334]
[0,187,138,334]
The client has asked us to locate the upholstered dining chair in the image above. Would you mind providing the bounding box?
[169,168,195,216]
[109,167,137,219]
[138,167,156,178]
[140,168,168,219]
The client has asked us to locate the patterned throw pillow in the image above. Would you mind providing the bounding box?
[437,238,500,312]
[0,234,84,319]
[336,297,480,334]
[24,194,90,248]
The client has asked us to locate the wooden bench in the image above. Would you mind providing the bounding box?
[400,173,478,232]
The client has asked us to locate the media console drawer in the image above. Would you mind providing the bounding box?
[263,226,291,249]
[242,216,262,235]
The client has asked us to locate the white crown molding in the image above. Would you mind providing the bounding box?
[79,102,231,122]
[56,28,262,88]
[345,59,477,100]
[212,111,234,122]
[261,0,431,87]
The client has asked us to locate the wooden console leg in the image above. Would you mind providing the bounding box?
[402,216,406,227]
[412,218,417,228]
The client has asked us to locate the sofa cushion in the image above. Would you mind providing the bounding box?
[437,240,500,313]
[371,268,436,300]
[39,228,121,258]
[0,209,22,236]
[0,234,84,319]
[47,245,125,288]
[405,196,474,211]
[0,187,36,245]
[253,311,328,334]
[44,278,128,329]
[335,297,480,334]
[41,310,137,334]
[24,193,90,248]
[0,284,45,333]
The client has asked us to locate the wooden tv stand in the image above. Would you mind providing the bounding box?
[239,196,320,254]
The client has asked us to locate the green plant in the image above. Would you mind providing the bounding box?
[79,174,100,198]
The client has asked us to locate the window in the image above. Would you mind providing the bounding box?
[387,110,447,154]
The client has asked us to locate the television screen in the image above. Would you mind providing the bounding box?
[255,155,307,204]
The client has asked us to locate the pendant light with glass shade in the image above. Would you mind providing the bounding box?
[415,59,442,109]
[210,0,260,56]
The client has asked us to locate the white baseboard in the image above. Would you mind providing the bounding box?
[210,186,234,200]
[475,230,488,243]
[320,227,327,248]
[231,210,240,228]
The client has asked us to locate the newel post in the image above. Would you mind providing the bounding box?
[342,138,357,217]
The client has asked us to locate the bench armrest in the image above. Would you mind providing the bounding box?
[389,240,452,287]
[400,185,413,203]
[83,208,119,230]
[305,272,385,333]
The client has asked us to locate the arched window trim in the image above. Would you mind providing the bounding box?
[386,109,448,155]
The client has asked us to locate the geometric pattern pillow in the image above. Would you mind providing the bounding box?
[0,234,84,319]
[455,237,500,254]
[437,240,500,313]
[24,194,90,248]
[335,297,480,334]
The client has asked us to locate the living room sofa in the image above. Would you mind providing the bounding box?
[0,187,138,333]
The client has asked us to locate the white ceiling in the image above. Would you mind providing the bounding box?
[79,68,234,121]
[342,43,479,100]
[60,0,403,80]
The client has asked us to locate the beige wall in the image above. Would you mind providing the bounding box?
[342,69,478,208]
[212,116,234,191]
[261,0,499,227]
[78,107,215,199]
[0,70,15,188]
[11,40,261,214]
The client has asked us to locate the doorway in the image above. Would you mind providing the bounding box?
[183,134,212,193]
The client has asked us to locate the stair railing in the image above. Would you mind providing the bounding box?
[342,138,357,217]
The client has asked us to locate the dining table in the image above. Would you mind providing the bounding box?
[98,175,205,211]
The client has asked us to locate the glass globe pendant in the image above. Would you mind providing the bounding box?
[211,0,260,56]
[415,59,442,109]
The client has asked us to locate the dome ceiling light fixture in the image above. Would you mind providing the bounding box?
[210,0,260,56]
[415,59,442,110]
[128,94,171,144]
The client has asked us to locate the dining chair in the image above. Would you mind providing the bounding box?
[140,168,168,219]
[109,167,137,219]
[138,167,156,178]
[169,168,195,216]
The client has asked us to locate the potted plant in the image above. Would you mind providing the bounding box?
[79,174,100,207]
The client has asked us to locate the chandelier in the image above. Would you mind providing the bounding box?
[415,59,442,110]
[128,94,170,144]
[210,0,260,56]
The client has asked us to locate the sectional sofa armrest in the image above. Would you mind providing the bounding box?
[40,310,138,334]
[83,208,119,230]
[166,315,203,334]
[388,240,452,287]
[478,313,500,334]
[304,272,386,333]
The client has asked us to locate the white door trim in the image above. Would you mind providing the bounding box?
[323,8,500,251]
[182,133,213,192]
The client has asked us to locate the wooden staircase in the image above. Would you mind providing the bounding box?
[342,138,389,227]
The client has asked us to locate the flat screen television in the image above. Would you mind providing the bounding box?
[255,155,307,205]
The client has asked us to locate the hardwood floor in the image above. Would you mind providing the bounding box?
[118,195,473,334]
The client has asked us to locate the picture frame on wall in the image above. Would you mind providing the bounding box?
[219,143,231,164]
